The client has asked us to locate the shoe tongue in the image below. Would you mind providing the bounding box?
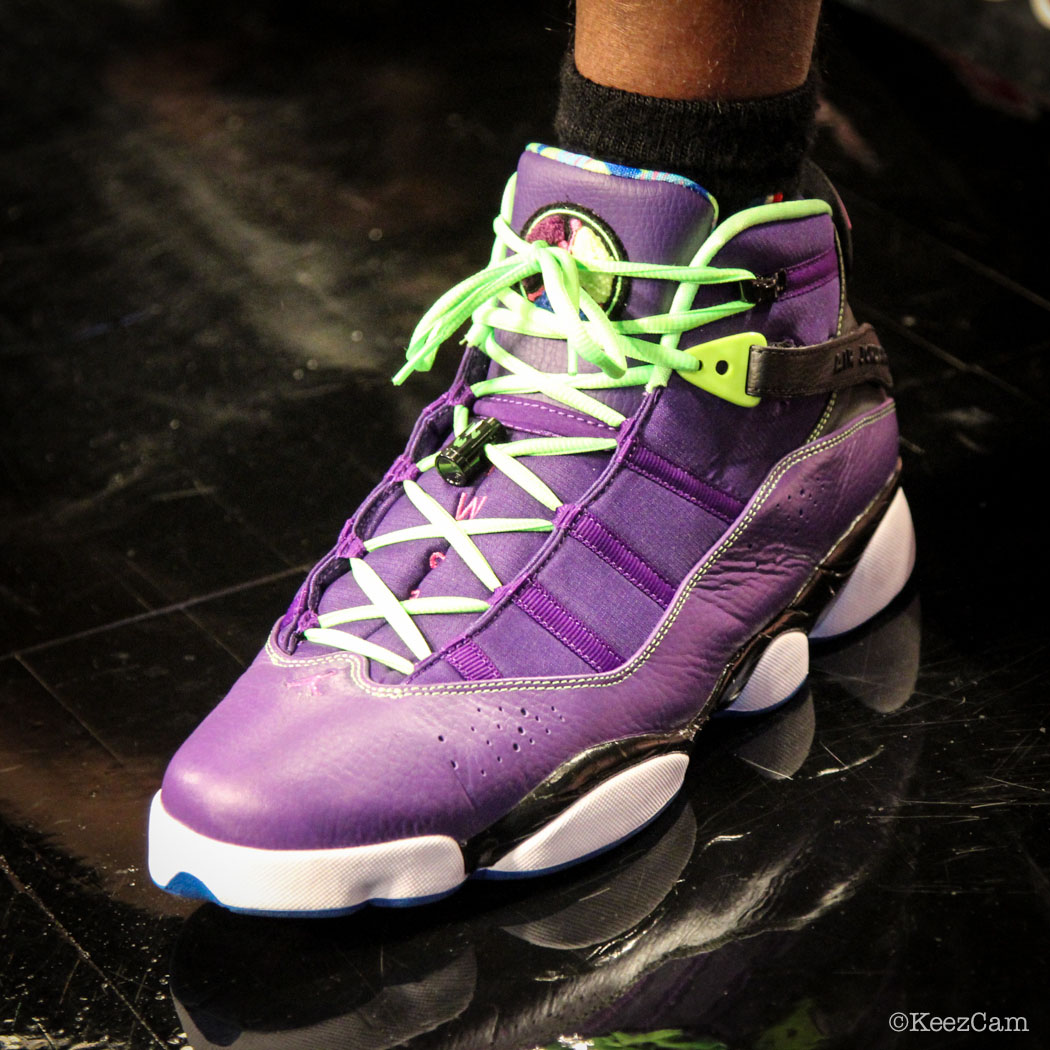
[483,144,717,424]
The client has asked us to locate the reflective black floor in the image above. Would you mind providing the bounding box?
[3,2,1049,1048]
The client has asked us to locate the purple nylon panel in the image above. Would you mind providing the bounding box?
[477,602,593,678]
[512,580,623,673]
[535,528,672,660]
[684,213,841,350]
[635,378,827,507]
[569,511,675,608]
[444,639,502,681]
[587,467,731,588]
[626,444,744,522]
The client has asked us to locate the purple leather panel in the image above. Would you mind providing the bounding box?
[160,403,898,850]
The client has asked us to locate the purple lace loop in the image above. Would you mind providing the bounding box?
[552,502,582,530]
[335,526,366,560]
[386,454,421,484]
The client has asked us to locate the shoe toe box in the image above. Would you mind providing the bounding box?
[159,652,488,851]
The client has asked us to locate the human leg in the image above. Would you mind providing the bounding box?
[561,0,824,213]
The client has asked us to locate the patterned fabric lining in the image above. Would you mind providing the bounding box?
[526,143,712,200]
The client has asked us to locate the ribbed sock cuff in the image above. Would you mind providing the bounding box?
[554,56,819,214]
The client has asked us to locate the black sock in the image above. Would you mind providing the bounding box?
[554,55,819,215]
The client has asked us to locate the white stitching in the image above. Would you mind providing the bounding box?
[807,392,838,442]
[265,634,358,670]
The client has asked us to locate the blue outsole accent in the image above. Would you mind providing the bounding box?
[158,870,459,918]
[371,886,462,909]
[161,871,221,904]
[226,903,367,919]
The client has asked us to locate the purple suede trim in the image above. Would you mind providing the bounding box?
[587,467,729,590]
[275,578,310,651]
[444,639,502,681]
[295,609,319,634]
[570,511,675,608]
[488,581,518,606]
[335,529,365,560]
[446,376,476,407]
[512,580,623,673]
[626,444,745,522]
[386,454,421,484]
[552,502,581,530]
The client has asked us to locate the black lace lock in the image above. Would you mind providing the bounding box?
[743,269,787,305]
[436,417,506,486]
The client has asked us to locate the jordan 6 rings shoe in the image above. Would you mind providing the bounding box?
[148,145,915,915]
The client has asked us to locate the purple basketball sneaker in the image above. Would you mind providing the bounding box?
[149,145,915,915]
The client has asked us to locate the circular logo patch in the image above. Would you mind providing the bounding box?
[520,203,629,317]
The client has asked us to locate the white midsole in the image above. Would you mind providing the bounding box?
[147,794,464,912]
[722,629,809,714]
[481,752,689,875]
[812,488,916,639]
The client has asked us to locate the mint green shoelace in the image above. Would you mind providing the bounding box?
[304,177,759,674]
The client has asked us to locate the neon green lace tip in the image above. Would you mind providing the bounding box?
[677,332,763,408]
[391,358,417,386]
